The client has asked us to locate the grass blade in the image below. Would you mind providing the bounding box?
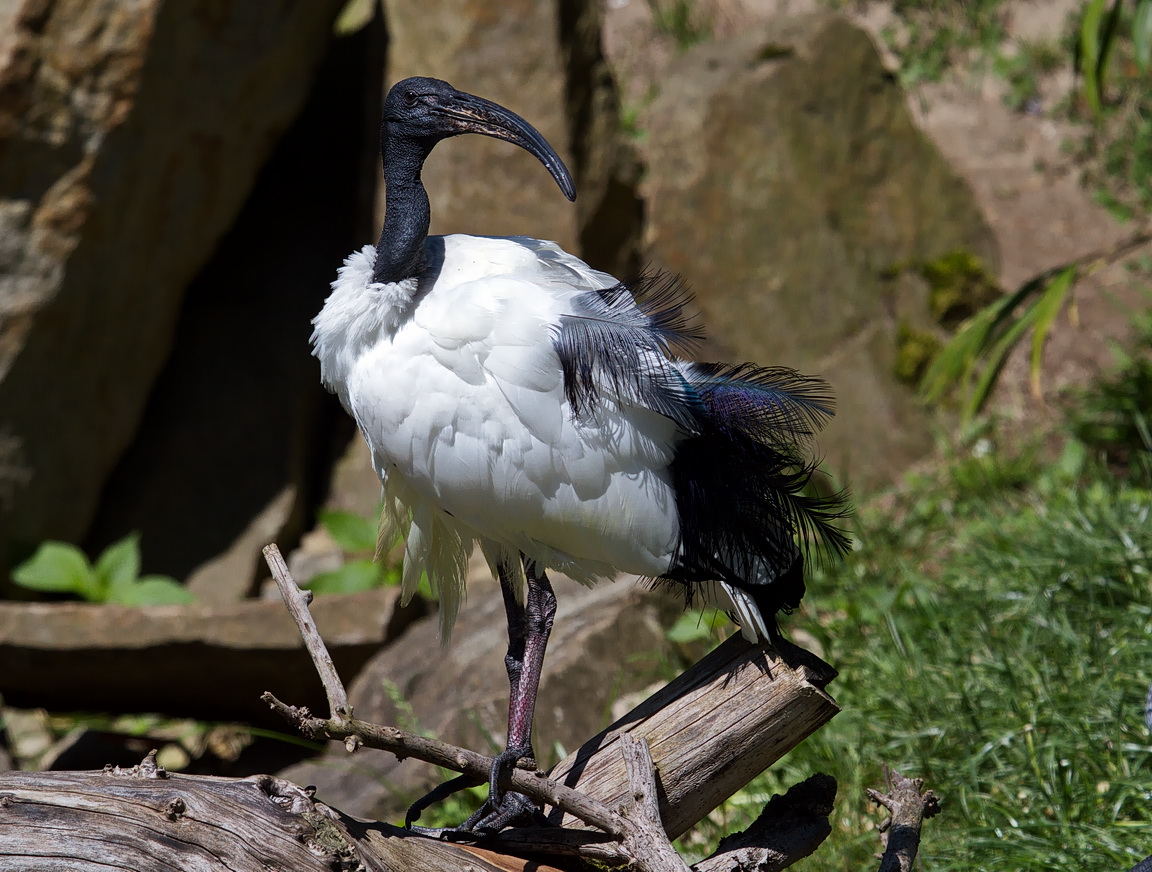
[1029,266,1078,399]
[1080,0,1106,118]
[963,299,1039,420]
[1136,0,1152,73]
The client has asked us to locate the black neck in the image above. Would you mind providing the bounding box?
[373,132,435,285]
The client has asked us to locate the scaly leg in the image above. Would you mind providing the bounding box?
[406,556,557,836]
[461,556,556,832]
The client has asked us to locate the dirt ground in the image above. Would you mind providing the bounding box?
[602,0,1152,434]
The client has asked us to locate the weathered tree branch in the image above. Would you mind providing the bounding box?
[0,541,936,871]
[618,734,693,872]
[694,773,837,872]
[263,544,353,726]
[867,769,941,872]
[261,693,629,839]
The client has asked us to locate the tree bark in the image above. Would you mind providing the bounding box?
[547,635,839,839]
[0,761,565,872]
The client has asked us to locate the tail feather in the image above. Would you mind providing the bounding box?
[662,361,851,632]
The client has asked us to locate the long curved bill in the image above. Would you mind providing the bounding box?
[436,90,577,203]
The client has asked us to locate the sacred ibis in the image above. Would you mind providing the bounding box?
[311,76,849,835]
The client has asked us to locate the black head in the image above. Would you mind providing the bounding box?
[383,77,576,202]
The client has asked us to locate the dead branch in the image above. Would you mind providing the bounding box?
[262,693,629,838]
[694,773,837,872]
[0,758,569,872]
[867,769,942,872]
[546,634,838,841]
[263,544,353,724]
[618,734,693,872]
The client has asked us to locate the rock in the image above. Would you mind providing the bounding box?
[0,0,345,575]
[0,588,425,725]
[280,565,689,821]
[79,16,382,594]
[384,0,642,278]
[642,14,998,490]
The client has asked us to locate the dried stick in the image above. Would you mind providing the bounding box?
[619,735,692,872]
[263,544,351,722]
[261,693,627,839]
[694,773,836,872]
[867,769,941,872]
[261,544,628,840]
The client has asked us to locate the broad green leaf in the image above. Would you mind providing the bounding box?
[666,608,726,644]
[1136,0,1152,72]
[11,542,93,596]
[307,560,383,595]
[95,533,142,598]
[1029,266,1078,398]
[318,509,377,553]
[108,576,195,606]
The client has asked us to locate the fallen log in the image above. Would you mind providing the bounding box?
[0,545,939,870]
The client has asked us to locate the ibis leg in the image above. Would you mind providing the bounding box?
[460,556,556,832]
[404,557,557,836]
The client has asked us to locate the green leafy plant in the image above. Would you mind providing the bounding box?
[1077,0,1136,119]
[306,508,401,595]
[12,533,193,605]
[883,0,1009,86]
[1072,0,1152,218]
[921,264,1079,421]
[666,607,730,644]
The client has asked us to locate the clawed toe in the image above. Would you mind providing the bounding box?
[404,746,546,839]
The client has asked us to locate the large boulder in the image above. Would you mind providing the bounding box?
[81,21,381,598]
[384,0,642,278]
[0,0,344,575]
[642,14,998,490]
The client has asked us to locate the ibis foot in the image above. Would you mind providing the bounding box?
[405,746,547,839]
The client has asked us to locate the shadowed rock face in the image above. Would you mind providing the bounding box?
[643,14,998,490]
[0,0,345,575]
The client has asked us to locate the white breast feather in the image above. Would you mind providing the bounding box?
[313,236,683,639]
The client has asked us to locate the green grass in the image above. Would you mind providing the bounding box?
[687,440,1152,869]
[646,0,713,51]
[880,0,1010,86]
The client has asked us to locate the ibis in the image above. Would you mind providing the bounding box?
[311,76,849,835]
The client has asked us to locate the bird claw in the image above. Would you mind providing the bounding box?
[404,746,546,838]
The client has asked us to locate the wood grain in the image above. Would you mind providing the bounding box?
[547,635,839,840]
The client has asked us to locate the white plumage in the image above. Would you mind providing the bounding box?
[313,235,697,640]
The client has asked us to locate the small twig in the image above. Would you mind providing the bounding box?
[263,544,352,724]
[693,773,836,872]
[262,692,628,839]
[618,734,692,872]
[866,769,941,872]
